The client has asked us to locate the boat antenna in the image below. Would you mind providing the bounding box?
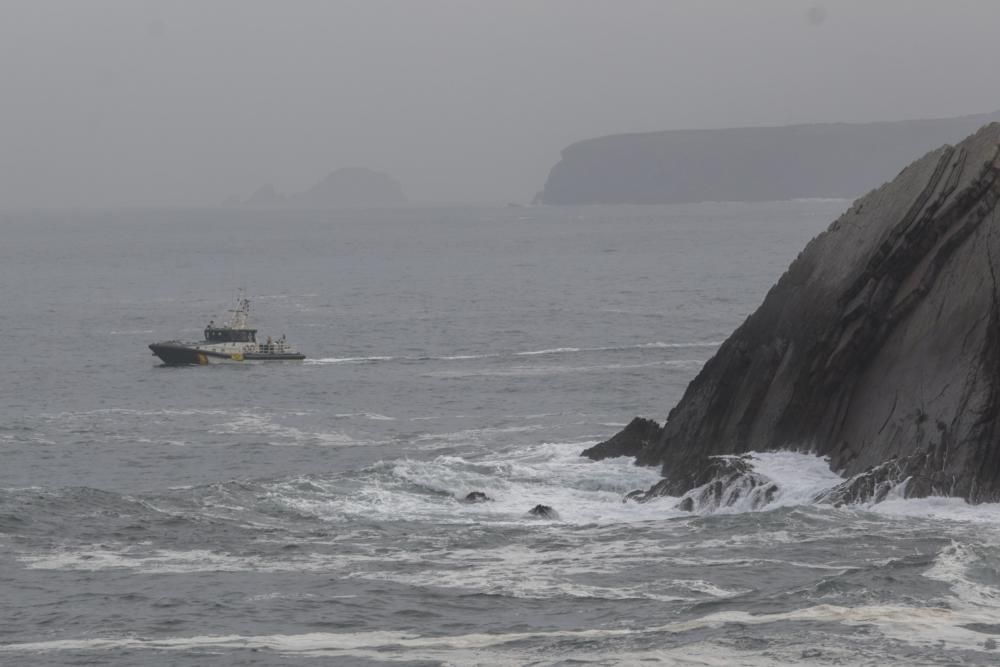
[227,288,250,329]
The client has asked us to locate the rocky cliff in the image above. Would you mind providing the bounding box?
[587,123,1000,504]
[539,112,1000,205]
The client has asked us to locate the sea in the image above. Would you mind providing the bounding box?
[3,201,1000,666]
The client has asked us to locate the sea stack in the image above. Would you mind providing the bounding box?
[588,123,1000,504]
[233,168,406,209]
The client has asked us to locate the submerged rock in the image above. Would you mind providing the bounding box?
[625,455,778,513]
[622,489,647,503]
[461,491,492,503]
[590,122,1000,504]
[527,504,559,519]
[676,464,778,514]
[812,457,919,506]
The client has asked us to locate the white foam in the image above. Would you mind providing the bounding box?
[438,353,498,360]
[243,440,671,529]
[20,528,737,607]
[669,451,844,516]
[663,450,1000,521]
[304,356,394,364]
[656,450,1000,529]
[333,412,396,421]
[746,451,844,508]
[668,579,749,598]
[5,603,996,658]
[515,347,582,356]
[209,412,363,446]
[353,540,701,602]
[375,441,671,526]
[868,495,1000,524]
[924,541,1000,610]
[634,340,724,349]
[19,547,356,573]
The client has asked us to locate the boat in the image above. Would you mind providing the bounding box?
[149,294,305,365]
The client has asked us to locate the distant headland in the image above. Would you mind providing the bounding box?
[227,167,407,208]
[536,111,1000,205]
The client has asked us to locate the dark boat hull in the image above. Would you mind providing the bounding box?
[149,343,228,365]
[149,342,305,365]
[244,352,306,361]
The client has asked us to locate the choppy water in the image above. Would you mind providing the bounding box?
[3,202,1000,665]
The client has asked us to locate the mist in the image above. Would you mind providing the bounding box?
[3,0,1000,207]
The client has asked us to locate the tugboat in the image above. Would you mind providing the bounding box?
[149,294,305,365]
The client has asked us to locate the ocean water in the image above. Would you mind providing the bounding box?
[3,202,1000,665]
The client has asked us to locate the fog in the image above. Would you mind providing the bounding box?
[2,0,1000,208]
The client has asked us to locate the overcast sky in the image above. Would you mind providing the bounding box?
[3,0,1000,207]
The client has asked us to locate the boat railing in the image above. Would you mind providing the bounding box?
[256,342,293,355]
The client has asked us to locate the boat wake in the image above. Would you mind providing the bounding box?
[303,340,722,366]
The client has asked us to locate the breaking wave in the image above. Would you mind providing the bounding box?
[8,441,1000,664]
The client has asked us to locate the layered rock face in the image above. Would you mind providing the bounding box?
[590,123,1000,503]
[538,112,1000,205]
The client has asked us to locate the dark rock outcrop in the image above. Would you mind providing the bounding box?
[812,457,917,506]
[588,123,1000,504]
[527,504,559,519]
[581,417,662,460]
[461,491,492,503]
[626,455,778,512]
[538,111,1000,205]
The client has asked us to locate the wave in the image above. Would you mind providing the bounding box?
[18,546,351,574]
[633,340,724,349]
[651,450,1000,525]
[514,347,582,356]
[5,602,997,660]
[12,420,1000,527]
[208,412,365,446]
[333,412,396,421]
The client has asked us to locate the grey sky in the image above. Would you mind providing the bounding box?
[2,0,1000,207]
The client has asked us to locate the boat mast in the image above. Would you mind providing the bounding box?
[227,290,251,329]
